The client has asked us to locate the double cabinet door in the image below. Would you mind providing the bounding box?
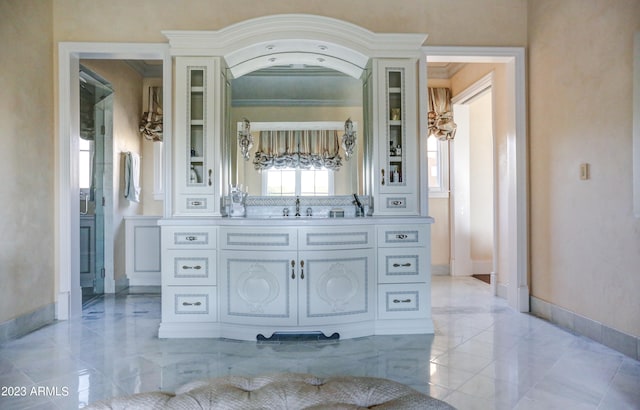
[219,227,374,326]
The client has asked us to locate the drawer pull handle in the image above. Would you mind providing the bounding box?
[381,168,385,185]
[182,301,202,306]
[208,169,212,186]
[392,200,403,205]
[182,265,202,270]
[300,260,304,280]
[392,263,411,267]
[291,260,296,279]
[191,201,202,206]
[393,299,412,304]
[185,236,198,241]
[395,234,408,240]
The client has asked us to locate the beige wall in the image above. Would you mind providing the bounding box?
[469,92,494,268]
[0,0,54,323]
[51,0,526,46]
[529,0,640,337]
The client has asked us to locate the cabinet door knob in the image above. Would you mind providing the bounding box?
[300,260,304,280]
[291,260,296,279]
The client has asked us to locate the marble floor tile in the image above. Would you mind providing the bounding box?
[0,276,638,409]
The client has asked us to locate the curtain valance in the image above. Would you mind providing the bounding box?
[428,87,457,141]
[253,130,343,171]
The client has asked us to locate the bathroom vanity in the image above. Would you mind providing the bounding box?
[158,15,434,340]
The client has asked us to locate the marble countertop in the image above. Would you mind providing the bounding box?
[158,215,434,226]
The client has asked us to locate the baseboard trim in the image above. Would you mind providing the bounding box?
[431,264,450,276]
[530,296,639,360]
[115,276,129,294]
[0,303,55,343]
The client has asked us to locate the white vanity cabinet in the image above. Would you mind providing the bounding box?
[219,226,375,339]
[371,59,420,216]
[376,224,431,331]
[172,57,223,216]
[159,226,218,338]
[159,19,435,340]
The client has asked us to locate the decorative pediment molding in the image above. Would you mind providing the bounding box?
[163,14,427,78]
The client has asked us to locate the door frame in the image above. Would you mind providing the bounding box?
[421,46,529,312]
[56,42,172,319]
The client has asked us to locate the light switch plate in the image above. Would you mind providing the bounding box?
[580,163,590,180]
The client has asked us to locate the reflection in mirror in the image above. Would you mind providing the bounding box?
[235,121,358,196]
[229,66,364,196]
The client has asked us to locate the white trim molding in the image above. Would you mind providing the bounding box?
[163,14,427,79]
[57,42,172,320]
[633,32,640,218]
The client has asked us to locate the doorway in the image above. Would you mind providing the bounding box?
[423,47,529,312]
[79,66,113,304]
[56,43,171,319]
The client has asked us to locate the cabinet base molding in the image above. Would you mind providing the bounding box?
[158,319,434,340]
[375,319,434,335]
[158,322,221,339]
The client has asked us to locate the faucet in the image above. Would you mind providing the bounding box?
[352,194,365,217]
[295,196,301,217]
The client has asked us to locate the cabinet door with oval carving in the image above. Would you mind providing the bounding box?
[298,249,374,325]
[220,250,297,326]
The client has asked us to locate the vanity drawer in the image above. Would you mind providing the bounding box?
[298,226,374,250]
[162,286,217,322]
[377,248,427,283]
[163,250,216,286]
[377,283,428,319]
[377,224,428,248]
[220,227,296,251]
[162,227,217,249]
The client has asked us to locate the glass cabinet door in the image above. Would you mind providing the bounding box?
[187,67,206,187]
[374,59,419,215]
[385,68,405,187]
[173,57,220,216]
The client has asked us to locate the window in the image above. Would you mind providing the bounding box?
[264,168,333,196]
[427,135,449,197]
[79,138,93,189]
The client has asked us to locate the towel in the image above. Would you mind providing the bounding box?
[124,152,141,202]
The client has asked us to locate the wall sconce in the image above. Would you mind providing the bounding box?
[341,117,356,160]
[238,117,253,161]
